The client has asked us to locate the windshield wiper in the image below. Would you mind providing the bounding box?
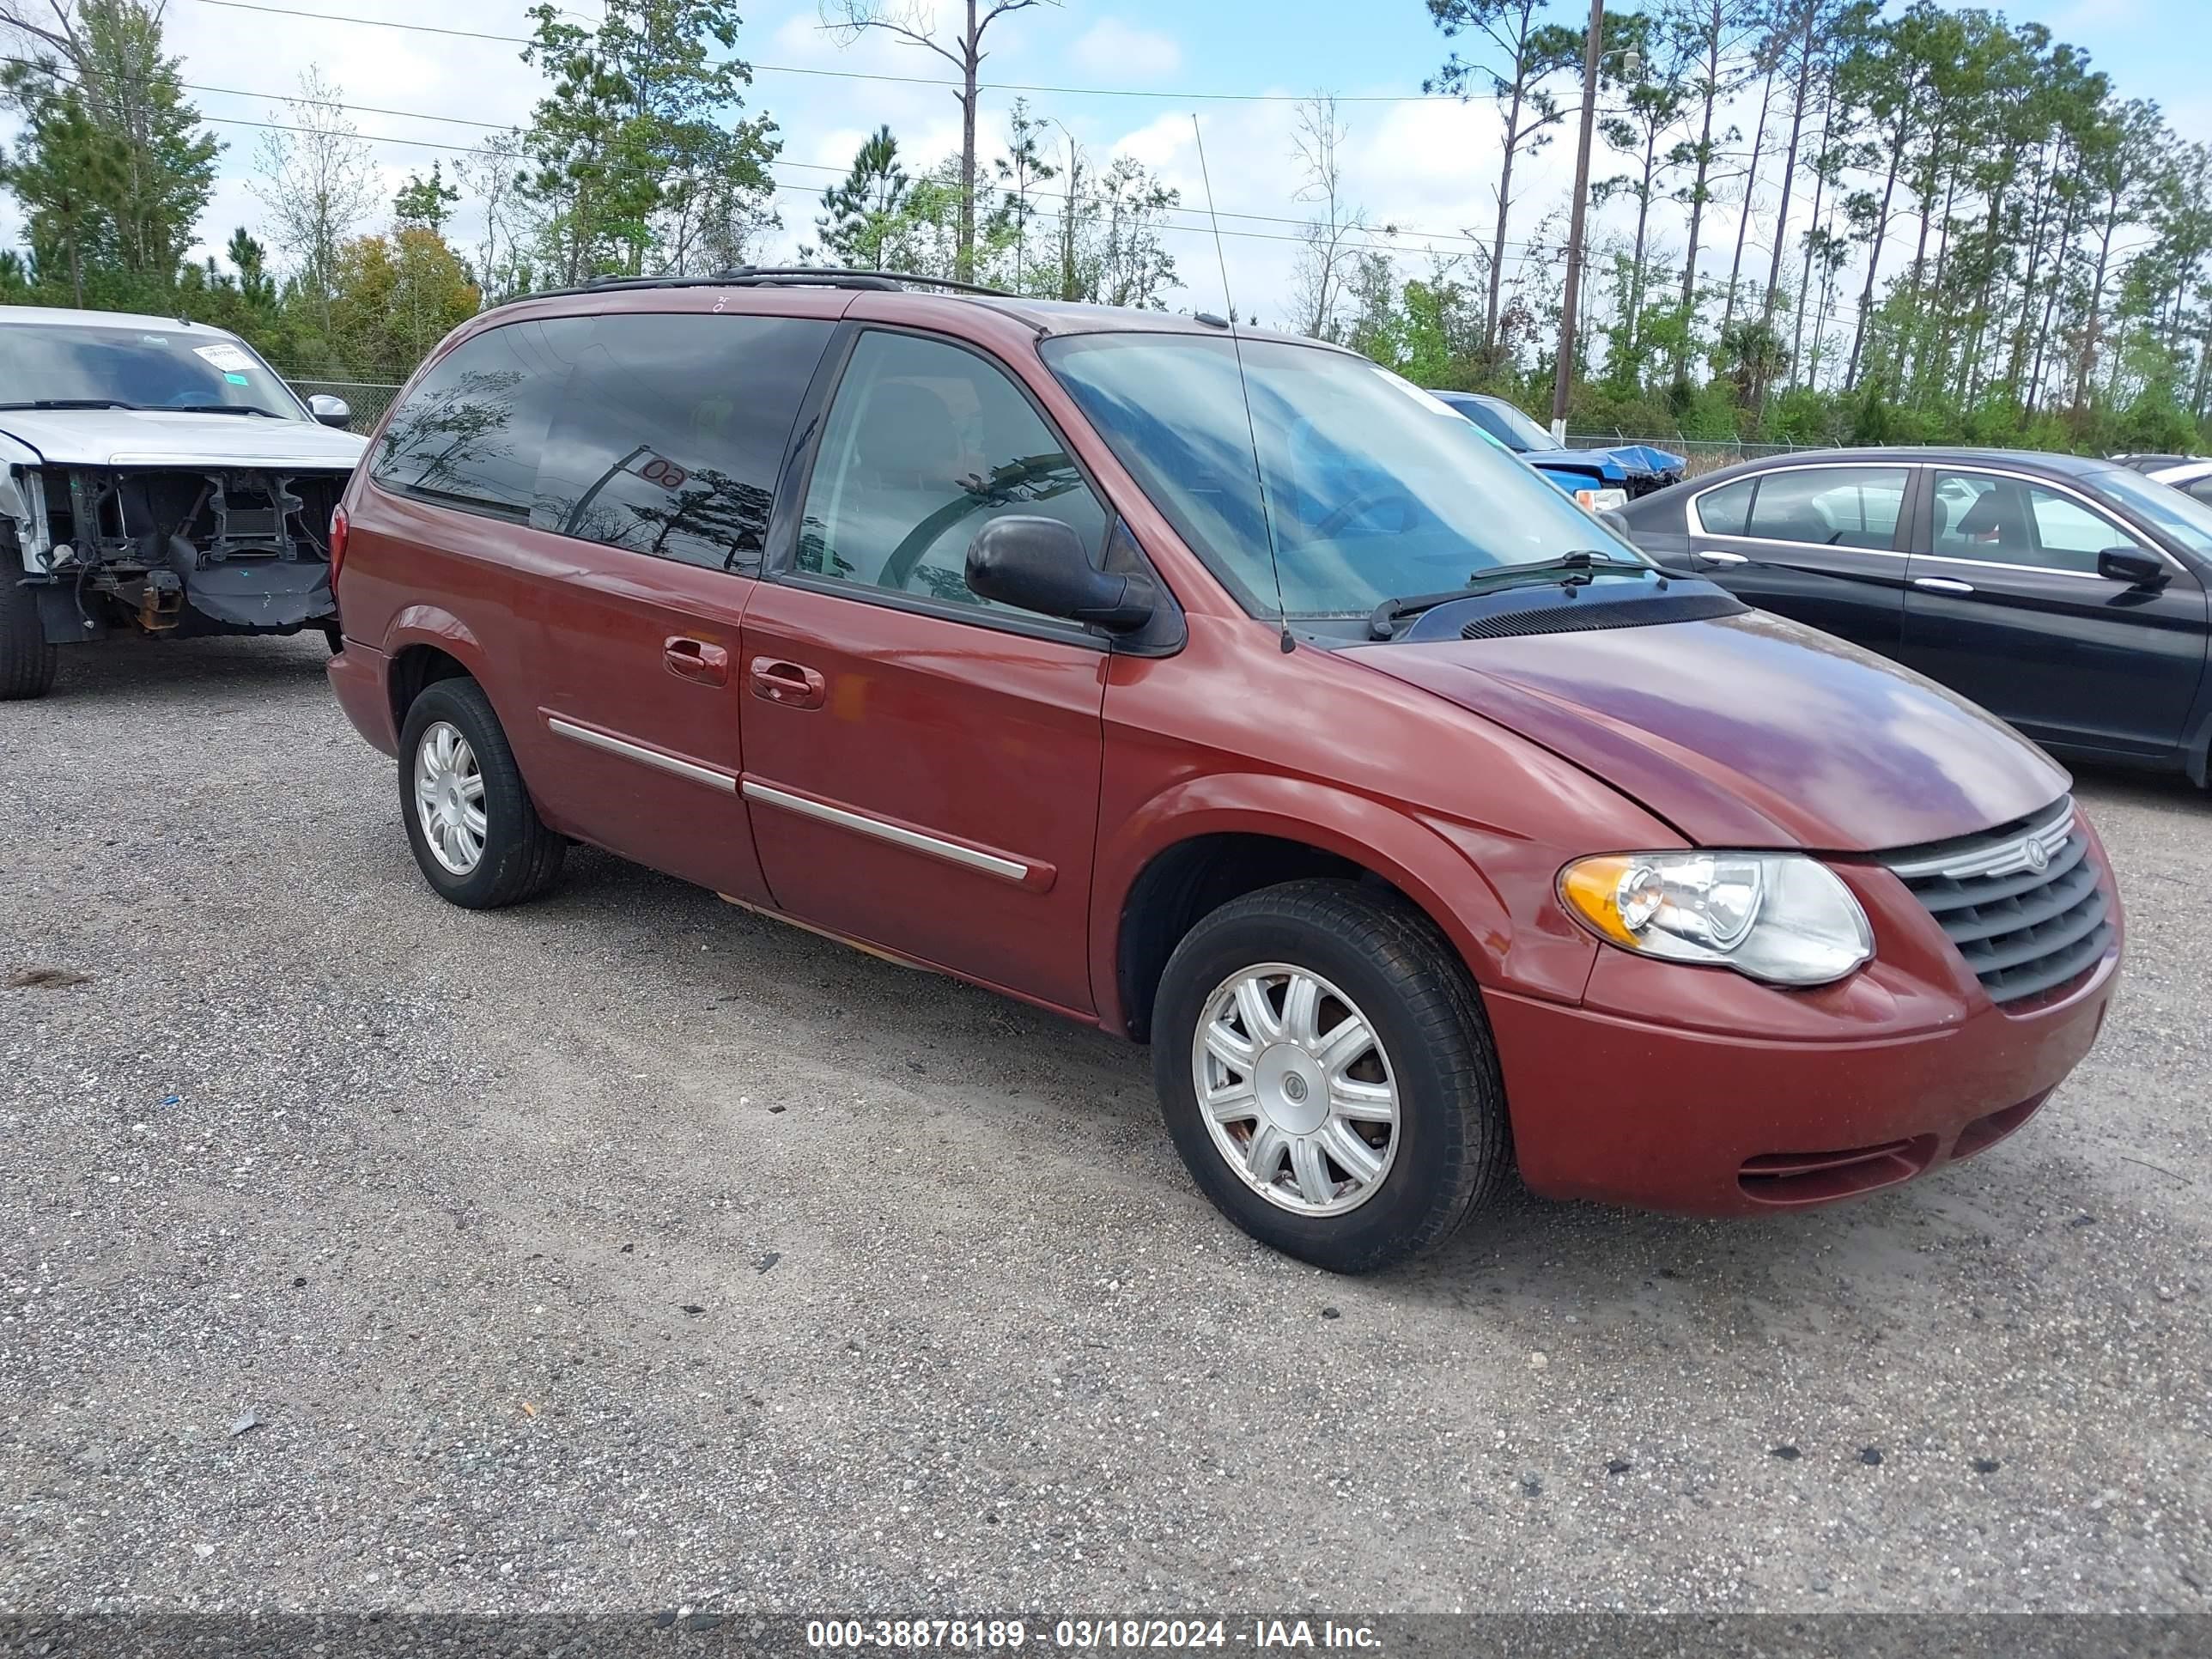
[163,404,284,417]
[1368,550,1649,640]
[0,398,145,410]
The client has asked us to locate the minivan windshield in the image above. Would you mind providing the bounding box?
[1041,333,1644,624]
[0,321,304,420]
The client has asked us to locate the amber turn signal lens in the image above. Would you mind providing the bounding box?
[1559,854,1641,945]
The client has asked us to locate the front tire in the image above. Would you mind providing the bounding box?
[398,677,564,908]
[1152,878,1510,1273]
[0,543,58,701]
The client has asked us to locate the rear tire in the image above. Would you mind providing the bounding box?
[0,543,58,701]
[398,677,564,908]
[1152,878,1510,1274]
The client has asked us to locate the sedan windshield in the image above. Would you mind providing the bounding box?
[2083,465,2212,562]
[1042,333,1644,624]
[0,322,303,419]
[1466,394,1560,453]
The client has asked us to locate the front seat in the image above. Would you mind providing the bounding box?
[1953,485,2028,557]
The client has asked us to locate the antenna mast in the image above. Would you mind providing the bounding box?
[1190,114,1293,653]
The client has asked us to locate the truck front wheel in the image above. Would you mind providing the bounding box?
[0,544,58,702]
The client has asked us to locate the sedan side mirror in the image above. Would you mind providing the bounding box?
[2097,546,2166,588]
[1597,507,1632,539]
[967,515,1158,634]
[307,393,353,429]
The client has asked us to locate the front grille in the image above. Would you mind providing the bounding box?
[1881,798,2111,1008]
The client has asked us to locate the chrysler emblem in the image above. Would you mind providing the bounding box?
[2025,839,2049,872]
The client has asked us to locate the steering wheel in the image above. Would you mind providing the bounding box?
[1313,487,1420,540]
[878,498,988,593]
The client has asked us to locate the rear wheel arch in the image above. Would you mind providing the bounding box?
[386,641,475,735]
[382,606,494,728]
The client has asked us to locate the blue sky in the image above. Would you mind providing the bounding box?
[3,0,2203,341]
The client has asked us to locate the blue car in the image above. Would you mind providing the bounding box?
[1429,391,1685,504]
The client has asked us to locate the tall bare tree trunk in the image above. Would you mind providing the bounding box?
[1674,9,1724,385]
[2027,183,2082,410]
[1844,114,1906,390]
[2002,147,2055,396]
[957,0,978,283]
[1761,9,1819,328]
[1486,80,1527,356]
[1722,64,1776,338]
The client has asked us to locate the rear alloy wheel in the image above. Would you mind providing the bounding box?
[398,678,564,908]
[0,541,58,701]
[1153,878,1510,1273]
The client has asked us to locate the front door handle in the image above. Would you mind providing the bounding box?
[664,636,730,686]
[749,656,827,710]
[1694,549,1750,567]
[1913,576,1976,594]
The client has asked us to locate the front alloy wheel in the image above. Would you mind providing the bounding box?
[1193,963,1399,1216]
[1152,878,1511,1273]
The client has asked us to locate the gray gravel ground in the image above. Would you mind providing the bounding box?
[1,633,2206,1618]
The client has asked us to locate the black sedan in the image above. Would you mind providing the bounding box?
[1613,447,2212,783]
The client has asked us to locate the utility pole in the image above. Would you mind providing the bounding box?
[1550,0,1607,441]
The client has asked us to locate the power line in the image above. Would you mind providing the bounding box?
[0,52,1799,264]
[0,52,1535,258]
[173,0,1476,106]
[0,57,1876,316]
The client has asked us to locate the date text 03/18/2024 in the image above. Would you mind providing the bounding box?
[804,1619,1384,1650]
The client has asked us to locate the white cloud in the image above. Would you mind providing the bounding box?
[1069,18,1182,83]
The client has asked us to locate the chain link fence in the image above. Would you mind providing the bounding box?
[283,377,402,434]
[1566,434,1820,477]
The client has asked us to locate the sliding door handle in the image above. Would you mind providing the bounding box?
[750,657,827,710]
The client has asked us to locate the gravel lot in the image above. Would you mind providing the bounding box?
[2,633,2207,1618]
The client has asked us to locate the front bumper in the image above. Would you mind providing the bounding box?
[1482,823,2123,1217]
[1487,945,2116,1212]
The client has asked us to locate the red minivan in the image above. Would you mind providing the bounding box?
[327,270,2121,1272]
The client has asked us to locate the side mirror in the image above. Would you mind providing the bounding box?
[1597,507,1632,539]
[2097,546,2166,588]
[307,393,353,429]
[967,516,1157,634]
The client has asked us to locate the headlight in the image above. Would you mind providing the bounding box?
[1572,486,1630,513]
[1559,852,1873,987]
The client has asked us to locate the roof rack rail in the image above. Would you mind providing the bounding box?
[490,265,1013,311]
[720,265,1015,297]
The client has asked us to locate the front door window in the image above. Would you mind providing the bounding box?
[1929,471,2147,574]
[795,330,1107,613]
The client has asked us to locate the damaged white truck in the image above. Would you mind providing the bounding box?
[0,306,366,700]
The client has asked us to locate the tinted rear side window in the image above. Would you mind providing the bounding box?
[371,318,587,519]
[1694,476,1755,537]
[534,313,834,571]
[1746,465,1908,550]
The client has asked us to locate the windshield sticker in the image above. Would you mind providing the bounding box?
[223,372,251,385]
[193,343,255,374]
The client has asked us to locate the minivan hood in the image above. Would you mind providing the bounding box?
[1344,608,2069,852]
[0,407,365,469]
